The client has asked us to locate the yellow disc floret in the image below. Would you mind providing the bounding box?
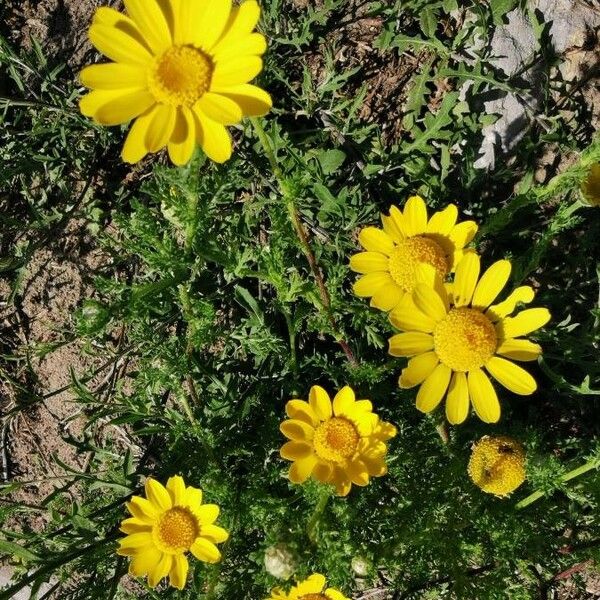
[434,308,497,372]
[149,46,213,106]
[313,417,360,463]
[388,236,449,292]
[300,595,328,600]
[155,507,199,553]
[468,436,526,497]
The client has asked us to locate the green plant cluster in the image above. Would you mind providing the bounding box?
[1,0,600,599]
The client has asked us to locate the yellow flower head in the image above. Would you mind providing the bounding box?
[280,386,397,496]
[388,254,551,424]
[581,163,600,206]
[468,436,526,496]
[80,0,272,166]
[349,195,478,312]
[267,573,349,600]
[117,476,229,590]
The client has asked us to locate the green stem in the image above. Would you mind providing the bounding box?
[515,458,600,510]
[307,487,331,544]
[249,118,357,367]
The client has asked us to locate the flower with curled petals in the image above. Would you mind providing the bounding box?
[117,476,228,590]
[388,254,550,424]
[349,195,478,312]
[267,573,349,600]
[279,385,396,496]
[79,0,272,165]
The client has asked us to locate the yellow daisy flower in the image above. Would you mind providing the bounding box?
[267,573,349,600]
[349,195,478,312]
[388,254,551,424]
[280,385,396,496]
[79,0,272,166]
[117,476,229,590]
[468,436,526,496]
[581,162,600,206]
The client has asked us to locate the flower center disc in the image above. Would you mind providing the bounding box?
[300,595,328,600]
[434,307,497,372]
[314,417,360,463]
[150,45,213,106]
[156,507,198,553]
[388,236,448,292]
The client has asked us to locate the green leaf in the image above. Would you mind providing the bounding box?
[316,149,347,175]
[0,539,38,562]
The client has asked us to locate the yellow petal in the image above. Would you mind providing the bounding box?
[213,83,272,117]
[196,92,243,125]
[353,272,394,297]
[191,538,222,563]
[211,55,263,87]
[496,338,542,362]
[415,363,451,413]
[308,385,332,420]
[145,103,176,152]
[413,283,447,322]
[148,553,172,588]
[280,441,313,461]
[449,220,478,249]
[347,459,369,486]
[285,399,318,426]
[145,478,172,511]
[299,574,326,594]
[80,89,155,126]
[194,0,233,50]
[389,294,436,333]
[194,109,233,163]
[445,371,469,425]
[289,455,317,484]
[121,107,157,164]
[313,461,333,482]
[279,419,314,442]
[467,368,500,423]
[349,251,389,274]
[358,227,395,255]
[381,213,404,242]
[126,496,159,522]
[213,33,267,60]
[426,204,458,235]
[388,332,434,357]
[168,106,197,166]
[333,386,355,416]
[211,0,261,53]
[486,286,535,321]
[79,63,148,90]
[453,252,480,307]
[370,283,404,312]
[399,351,439,389]
[169,553,189,590]
[88,24,152,65]
[166,475,186,505]
[414,263,449,310]
[498,308,551,339]
[129,547,162,577]
[184,486,202,508]
[124,0,172,54]
[485,356,537,395]
[402,195,428,236]
[200,524,229,544]
[117,532,153,555]
[196,504,220,525]
[325,589,348,600]
[471,260,512,310]
[120,517,152,534]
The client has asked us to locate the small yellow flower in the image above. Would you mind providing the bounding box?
[389,254,550,424]
[117,476,228,590]
[349,195,478,312]
[267,573,349,600]
[79,0,272,165]
[468,436,526,496]
[280,386,396,496]
[581,163,600,206]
